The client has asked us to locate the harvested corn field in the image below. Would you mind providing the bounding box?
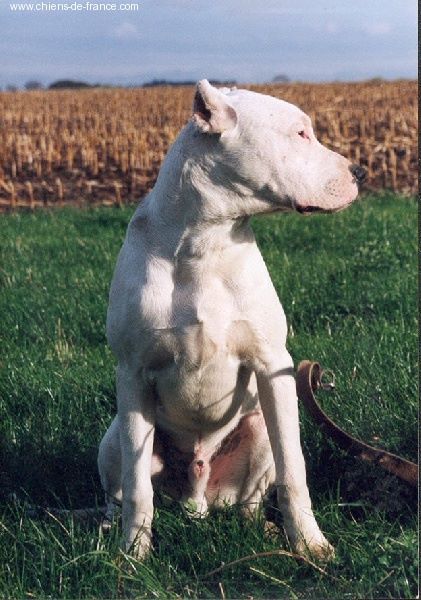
[0,80,417,210]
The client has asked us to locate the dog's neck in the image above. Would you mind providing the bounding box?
[132,125,261,260]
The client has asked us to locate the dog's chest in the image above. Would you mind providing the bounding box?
[143,322,218,372]
[142,320,258,432]
[143,318,258,371]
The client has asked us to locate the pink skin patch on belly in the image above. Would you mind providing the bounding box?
[207,434,247,490]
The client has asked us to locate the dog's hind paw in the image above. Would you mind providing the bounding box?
[100,516,113,533]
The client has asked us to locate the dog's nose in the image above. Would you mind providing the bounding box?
[349,163,367,184]
[196,460,204,467]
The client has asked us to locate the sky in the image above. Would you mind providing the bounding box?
[1,0,418,88]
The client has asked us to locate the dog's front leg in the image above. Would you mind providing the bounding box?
[117,364,155,558]
[256,352,334,559]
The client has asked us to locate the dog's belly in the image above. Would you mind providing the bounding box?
[142,322,259,449]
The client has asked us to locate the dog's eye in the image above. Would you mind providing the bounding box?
[298,130,310,140]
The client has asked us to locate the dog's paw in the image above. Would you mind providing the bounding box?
[263,520,280,539]
[100,516,113,534]
[292,533,335,562]
[124,527,153,560]
[282,508,335,562]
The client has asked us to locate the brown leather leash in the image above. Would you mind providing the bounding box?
[296,360,418,487]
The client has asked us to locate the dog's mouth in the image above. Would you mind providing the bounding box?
[295,204,325,215]
[295,200,354,215]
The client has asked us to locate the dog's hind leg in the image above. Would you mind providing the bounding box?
[98,416,122,531]
[236,412,275,516]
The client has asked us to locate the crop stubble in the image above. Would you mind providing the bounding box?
[0,80,417,210]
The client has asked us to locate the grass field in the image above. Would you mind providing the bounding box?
[0,193,417,599]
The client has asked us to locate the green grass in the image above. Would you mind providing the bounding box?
[0,193,417,599]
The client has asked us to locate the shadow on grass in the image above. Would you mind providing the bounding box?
[0,435,102,508]
[1,434,416,529]
[306,442,417,524]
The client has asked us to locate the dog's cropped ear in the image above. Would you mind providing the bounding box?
[192,79,237,134]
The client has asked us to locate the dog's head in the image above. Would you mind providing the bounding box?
[190,79,365,216]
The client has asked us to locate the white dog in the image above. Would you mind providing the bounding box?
[98,80,365,559]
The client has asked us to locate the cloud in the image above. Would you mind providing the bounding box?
[325,20,339,34]
[363,22,392,35]
[113,22,139,39]
[0,1,416,87]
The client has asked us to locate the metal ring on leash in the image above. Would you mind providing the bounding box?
[296,360,418,487]
[319,368,336,391]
